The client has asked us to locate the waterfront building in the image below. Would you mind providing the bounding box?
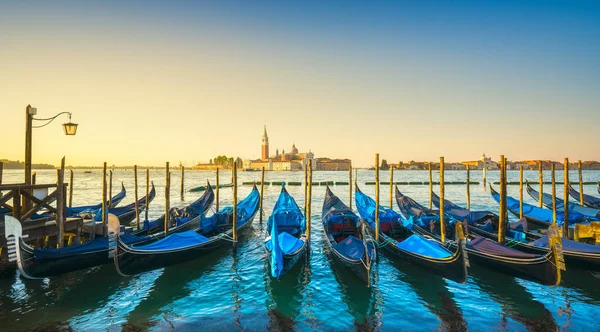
[461,153,499,170]
[245,126,350,171]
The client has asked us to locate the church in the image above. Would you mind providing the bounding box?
[244,126,315,171]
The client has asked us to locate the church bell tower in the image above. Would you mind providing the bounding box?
[262,125,269,160]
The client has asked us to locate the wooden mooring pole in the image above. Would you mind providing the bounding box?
[134,165,140,230]
[109,170,113,208]
[69,169,74,208]
[232,163,238,243]
[180,166,185,199]
[428,162,433,210]
[216,168,220,212]
[306,161,313,241]
[498,155,505,244]
[102,162,107,231]
[551,163,557,225]
[304,164,308,214]
[466,165,471,210]
[56,157,65,248]
[145,169,149,221]
[578,160,584,206]
[349,165,352,209]
[539,161,544,208]
[165,162,170,235]
[483,165,487,189]
[564,158,569,238]
[519,165,524,219]
[375,154,380,242]
[32,172,36,185]
[440,157,446,243]
[389,166,393,207]
[259,166,265,223]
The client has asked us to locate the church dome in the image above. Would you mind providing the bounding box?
[291,143,298,154]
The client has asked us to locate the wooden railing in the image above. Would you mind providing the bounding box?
[0,180,69,247]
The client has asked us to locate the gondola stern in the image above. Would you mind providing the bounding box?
[3,215,38,279]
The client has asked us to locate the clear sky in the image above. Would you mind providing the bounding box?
[1,1,599,167]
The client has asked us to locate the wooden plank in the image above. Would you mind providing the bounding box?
[0,184,58,191]
[12,188,21,220]
[20,190,58,220]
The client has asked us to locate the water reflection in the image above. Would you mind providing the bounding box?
[124,246,231,328]
[391,259,467,331]
[469,266,558,331]
[264,251,311,330]
[326,243,380,329]
[562,270,600,305]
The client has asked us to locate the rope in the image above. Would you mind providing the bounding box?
[218,233,238,243]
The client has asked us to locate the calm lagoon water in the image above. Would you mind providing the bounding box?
[1,169,600,331]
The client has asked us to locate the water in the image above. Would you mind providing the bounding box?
[1,169,600,331]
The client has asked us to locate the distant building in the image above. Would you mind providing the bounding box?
[461,153,498,170]
[244,126,348,171]
[316,158,351,171]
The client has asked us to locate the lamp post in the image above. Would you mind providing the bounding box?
[24,105,78,208]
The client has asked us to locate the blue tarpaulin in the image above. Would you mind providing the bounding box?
[131,230,209,251]
[332,236,365,260]
[396,234,452,259]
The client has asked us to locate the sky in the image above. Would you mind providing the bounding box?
[0,0,599,167]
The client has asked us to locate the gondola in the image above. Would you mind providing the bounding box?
[189,183,233,193]
[569,185,600,210]
[489,185,585,229]
[66,183,127,216]
[396,187,561,286]
[98,183,156,225]
[8,183,127,219]
[131,181,215,236]
[322,186,376,286]
[3,213,154,279]
[526,182,600,220]
[354,186,468,284]
[265,184,308,279]
[111,185,260,276]
[433,191,600,271]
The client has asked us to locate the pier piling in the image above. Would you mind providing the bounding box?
[165,162,170,235]
[375,154,380,242]
[428,162,433,210]
[56,159,65,248]
[539,161,544,208]
[389,166,393,207]
[145,169,149,221]
[260,166,265,223]
[498,155,505,244]
[466,165,470,210]
[134,165,140,230]
[440,157,446,243]
[109,170,113,208]
[349,165,352,209]
[304,164,308,214]
[519,165,524,219]
[216,168,220,212]
[483,165,487,189]
[32,172,36,185]
[232,163,238,243]
[307,161,312,241]
[180,166,185,199]
[69,169,73,208]
[551,163,557,225]
[578,160,583,206]
[564,158,569,238]
[102,162,107,234]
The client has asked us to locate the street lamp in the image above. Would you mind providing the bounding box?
[24,104,78,188]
